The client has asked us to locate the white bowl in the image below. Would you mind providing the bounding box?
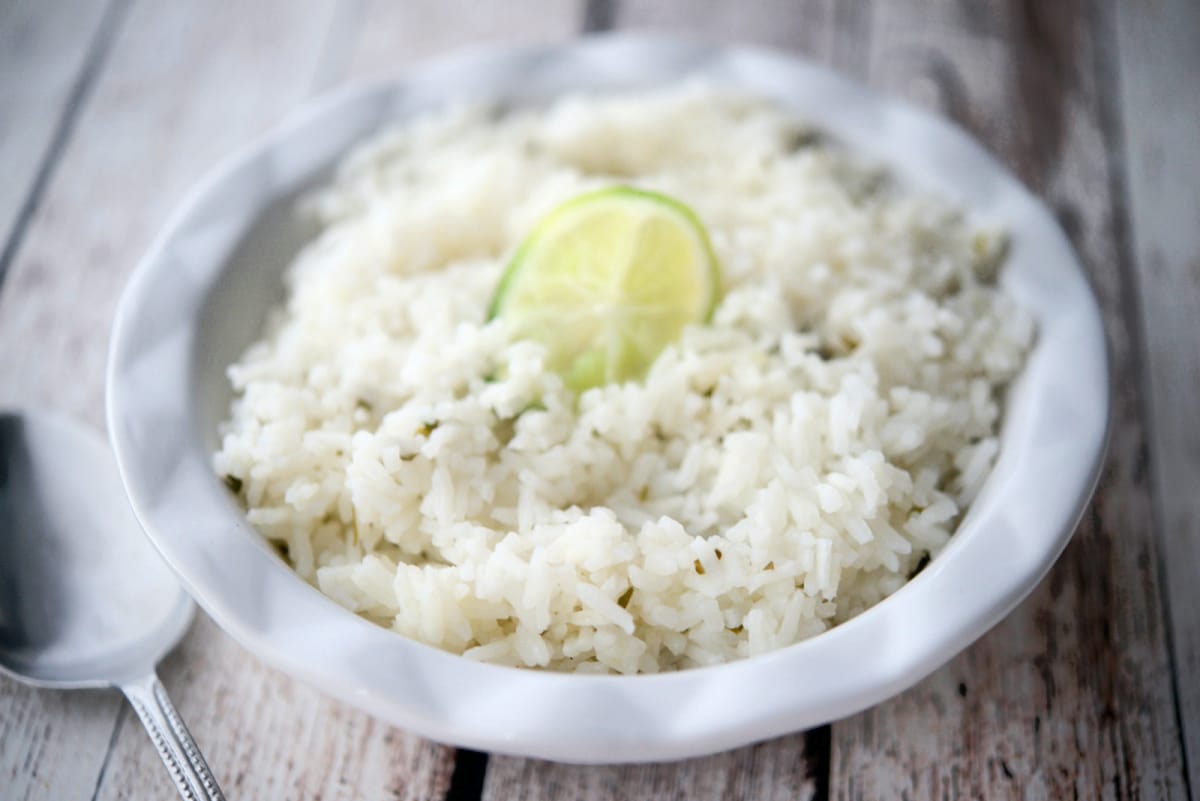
[107,35,1108,764]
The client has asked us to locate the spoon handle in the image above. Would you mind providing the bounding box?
[121,672,226,801]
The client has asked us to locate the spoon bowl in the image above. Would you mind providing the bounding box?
[0,412,193,686]
[0,411,224,800]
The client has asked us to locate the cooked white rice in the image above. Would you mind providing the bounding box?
[214,85,1033,674]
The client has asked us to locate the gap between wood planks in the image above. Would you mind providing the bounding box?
[1093,9,1196,798]
[446,749,490,801]
[0,0,130,296]
[1114,1,1200,795]
[1093,2,1195,796]
[88,705,129,801]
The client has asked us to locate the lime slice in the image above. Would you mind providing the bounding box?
[489,187,721,392]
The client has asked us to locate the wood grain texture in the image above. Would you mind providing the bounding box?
[0,0,330,427]
[830,1,1189,798]
[0,686,123,801]
[340,0,582,83]
[0,0,110,270]
[483,733,821,801]
[617,0,872,73]
[1116,0,1200,794]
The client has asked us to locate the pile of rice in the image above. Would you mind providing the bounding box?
[215,86,1033,674]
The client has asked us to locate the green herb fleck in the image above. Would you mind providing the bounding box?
[617,587,634,608]
[222,474,243,494]
[518,400,547,417]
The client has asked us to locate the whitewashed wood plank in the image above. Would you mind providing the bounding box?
[0,0,110,267]
[341,0,583,82]
[830,1,1189,798]
[0,1,462,799]
[1116,0,1200,794]
[483,733,821,801]
[617,0,872,72]
[0,0,329,427]
[0,684,123,801]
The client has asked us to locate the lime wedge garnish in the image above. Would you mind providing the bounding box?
[489,187,721,392]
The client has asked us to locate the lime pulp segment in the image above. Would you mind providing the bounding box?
[489,187,721,392]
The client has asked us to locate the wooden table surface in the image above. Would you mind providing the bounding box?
[2,1,1197,798]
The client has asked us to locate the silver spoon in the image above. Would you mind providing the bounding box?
[0,411,226,800]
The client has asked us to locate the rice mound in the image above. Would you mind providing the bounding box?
[214,86,1033,674]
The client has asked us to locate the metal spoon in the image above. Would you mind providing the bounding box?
[0,411,225,800]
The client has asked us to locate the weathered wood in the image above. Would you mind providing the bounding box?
[830,1,1189,798]
[0,0,333,427]
[618,0,873,74]
[0,0,110,274]
[341,0,583,82]
[483,733,821,801]
[94,617,454,801]
[1116,0,1200,794]
[0,685,123,801]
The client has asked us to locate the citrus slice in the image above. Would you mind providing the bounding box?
[489,187,721,392]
